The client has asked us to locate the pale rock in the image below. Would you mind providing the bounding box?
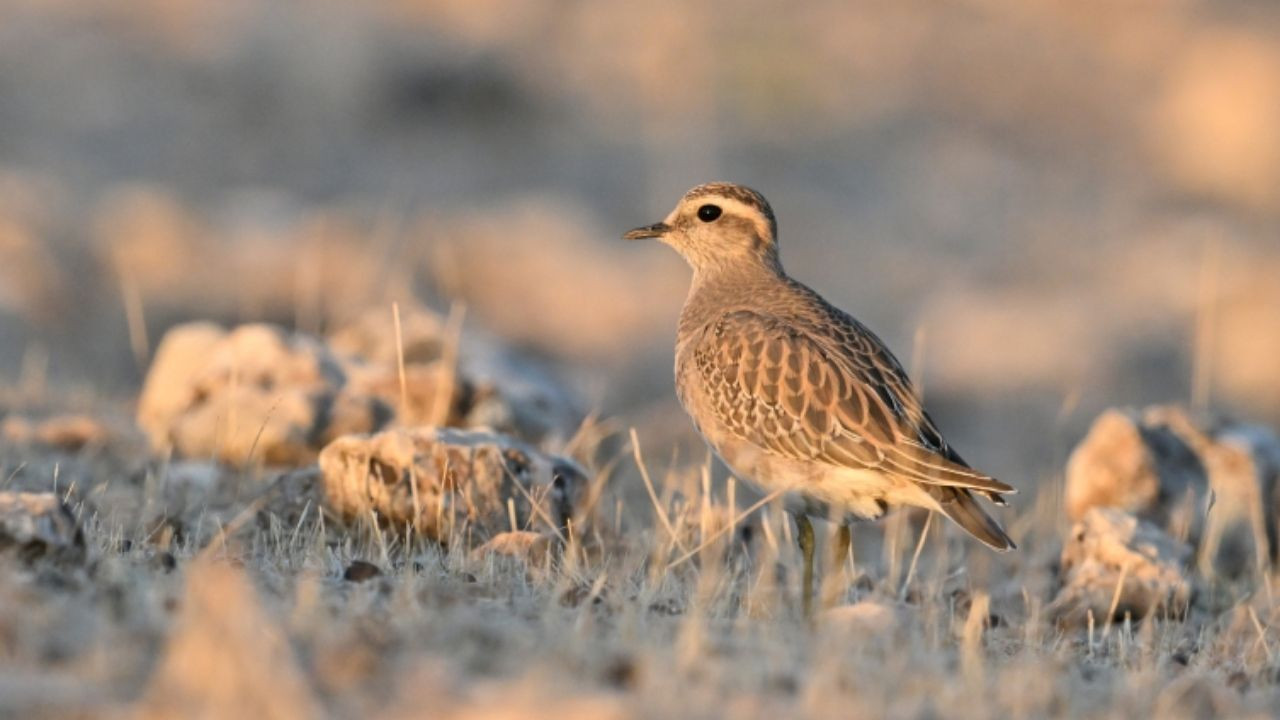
[137,322,230,449]
[329,304,581,444]
[0,414,109,452]
[1064,407,1203,530]
[328,304,467,428]
[471,531,553,564]
[137,322,390,466]
[342,362,463,429]
[138,313,583,467]
[327,304,444,367]
[1196,423,1280,579]
[1065,405,1280,578]
[317,427,587,544]
[1049,507,1192,627]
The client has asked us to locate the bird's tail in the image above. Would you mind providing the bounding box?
[927,485,1015,551]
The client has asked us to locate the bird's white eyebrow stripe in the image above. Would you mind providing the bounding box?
[694,197,775,243]
[683,182,774,224]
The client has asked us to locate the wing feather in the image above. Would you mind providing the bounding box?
[694,310,1014,496]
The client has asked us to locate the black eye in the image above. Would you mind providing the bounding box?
[697,204,722,222]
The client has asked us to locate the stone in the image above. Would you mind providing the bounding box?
[0,491,85,563]
[1195,422,1280,579]
[329,303,581,445]
[1065,405,1280,578]
[136,322,230,450]
[138,314,582,467]
[342,560,382,583]
[1064,407,1204,530]
[327,304,444,367]
[328,304,467,429]
[317,427,587,545]
[138,322,372,466]
[471,531,553,565]
[342,362,466,430]
[1048,507,1192,627]
[0,414,109,452]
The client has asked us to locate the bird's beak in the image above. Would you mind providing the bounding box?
[622,222,671,240]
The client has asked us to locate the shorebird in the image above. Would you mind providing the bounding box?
[624,182,1014,614]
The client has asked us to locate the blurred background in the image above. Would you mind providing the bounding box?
[1,0,1278,491]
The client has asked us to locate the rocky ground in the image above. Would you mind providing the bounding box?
[2,307,1280,719]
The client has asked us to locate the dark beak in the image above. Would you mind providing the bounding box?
[622,222,671,240]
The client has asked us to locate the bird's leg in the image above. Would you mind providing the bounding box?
[795,513,815,618]
[819,522,854,608]
[834,523,852,571]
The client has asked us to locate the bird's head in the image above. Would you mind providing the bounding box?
[624,182,780,276]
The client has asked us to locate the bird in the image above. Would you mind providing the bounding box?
[624,182,1015,615]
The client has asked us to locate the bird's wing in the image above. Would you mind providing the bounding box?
[692,310,1013,496]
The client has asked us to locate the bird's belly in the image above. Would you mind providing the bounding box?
[711,434,934,522]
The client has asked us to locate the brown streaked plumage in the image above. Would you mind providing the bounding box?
[625,182,1014,610]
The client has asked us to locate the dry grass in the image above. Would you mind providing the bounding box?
[0,420,1278,719]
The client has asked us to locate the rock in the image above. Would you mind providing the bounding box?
[0,414,109,452]
[329,304,581,445]
[328,302,467,431]
[342,560,382,582]
[1196,422,1280,578]
[136,322,230,449]
[1065,405,1280,578]
[342,361,467,430]
[138,322,374,466]
[317,427,587,544]
[0,492,85,563]
[1065,407,1205,529]
[1048,508,1192,627]
[327,304,444,367]
[471,531,553,565]
[138,313,582,467]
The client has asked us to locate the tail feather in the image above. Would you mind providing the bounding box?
[927,485,1015,551]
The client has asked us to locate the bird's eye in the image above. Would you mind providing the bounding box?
[697,204,722,222]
